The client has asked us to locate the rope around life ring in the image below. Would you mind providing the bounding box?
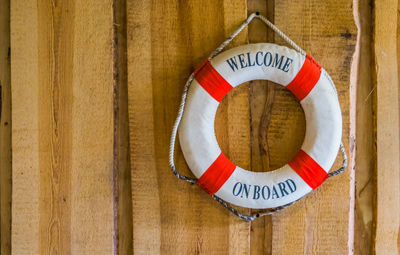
[169,13,347,221]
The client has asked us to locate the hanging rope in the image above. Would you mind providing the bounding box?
[169,12,347,221]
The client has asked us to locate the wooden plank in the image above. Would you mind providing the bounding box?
[269,1,357,254]
[246,1,274,254]
[127,0,251,254]
[219,2,252,254]
[374,0,400,253]
[114,0,133,254]
[11,1,115,254]
[354,0,375,254]
[11,1,40,251]
[126,2,161,254]
[0,0,11,253]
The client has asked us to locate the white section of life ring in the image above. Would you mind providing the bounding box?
[178,43,342,209]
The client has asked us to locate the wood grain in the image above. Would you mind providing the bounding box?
[354,0,375,254]
[0,0,11,253]
[373,0,400,253]
[114,0,133,253]
[11,0,40,251]
[11,1,115,254]
[270,1,357,254]
[6,0,365,253]
[127,1,251,254]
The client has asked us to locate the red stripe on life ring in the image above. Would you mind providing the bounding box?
[286,55,321,101]
[194,60,233,102]
[197,152,236,195]
[288,150,327,190]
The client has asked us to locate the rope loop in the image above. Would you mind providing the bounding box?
[169,13,347,221]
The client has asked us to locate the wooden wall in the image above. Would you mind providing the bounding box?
[11,1,115,253]
[1,0,399,254]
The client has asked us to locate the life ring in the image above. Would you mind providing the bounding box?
[178,43,342,209]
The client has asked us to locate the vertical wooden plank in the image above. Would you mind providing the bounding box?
[66,1,115,253]
[269,1,357,254]
[354,0,375,254]
[127,0,251,254]
[0,0,11,253]
[374,0,400,253]
[246,1,275,254]
[127,1,161,254]
[11,0,40,252]
[11,0,115,254]
[36,1,75,253]
[220,2,252,254]
[114,0,133,254]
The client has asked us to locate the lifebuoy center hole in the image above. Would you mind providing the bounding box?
[214,81,306,172]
